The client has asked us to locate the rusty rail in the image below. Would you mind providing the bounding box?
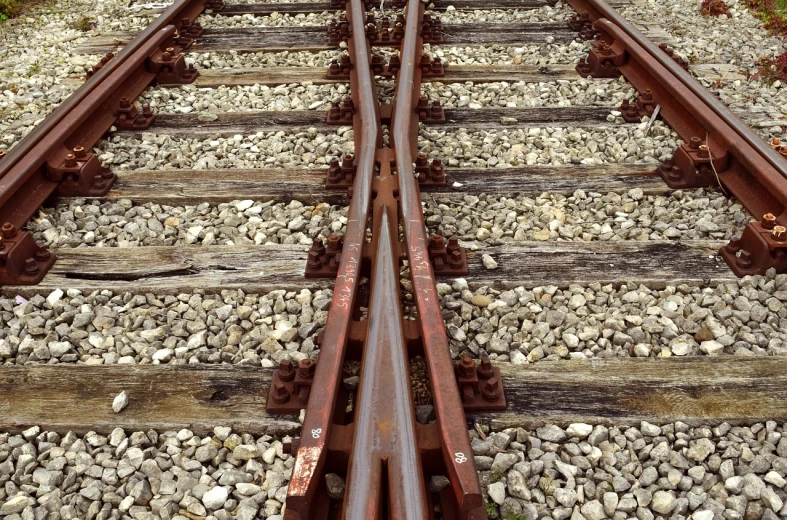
[269,0,493,518]
[0,0,214,284]
[568,0,787,276]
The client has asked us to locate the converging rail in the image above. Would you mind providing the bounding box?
[265,0,494,517]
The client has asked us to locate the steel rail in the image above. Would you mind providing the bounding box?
[567,0,787,179]
[390,1,486,517]
[284,0,378,515]
[343,210,428,519]
[0,0,207,178]
[0,27,177,219]
[592,19,787,216]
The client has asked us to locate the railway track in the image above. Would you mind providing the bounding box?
[2,0,787,519]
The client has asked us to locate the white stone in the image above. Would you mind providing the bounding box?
[566,423,593,438]
[481,254,498,270]
[46,289,64,307]
[487,482,506,505]
[765,471,786,488]
[202,486,229,510]
[113,391,129,413]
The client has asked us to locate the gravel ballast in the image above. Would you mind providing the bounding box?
[27,187,745,250]
[420,121,680,167]
[477,421,787,520]
[439,271,787,362]
[423,189,746,245]
[29,199,347,248]
[0,0,152,151]
[3,269,786,367]
[3,421,787,520]
[141,83,348,114]
[618,0,787,144]
[0,427,294,520]
[0,288,330,367]
[97,128,353,170]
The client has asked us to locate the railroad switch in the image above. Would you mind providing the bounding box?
[115,97,156,130]
[266,359,317,414]
[47,147,116,198]
[305,235,344,277]
[576,38,626,78]
[657,136,729,190]
[427,233,469,275]
[454,354,506,412]
[0,223,55,286]
[148,46,199,86]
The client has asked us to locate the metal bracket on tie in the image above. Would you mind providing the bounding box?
[147,45,199,86]
[266,359,317,413]
[47,146,116,198]
[721,212,787,276]
[576,36,627,78]
[0,223,55,285]
[454,354,506,412]
[656,136,729,189]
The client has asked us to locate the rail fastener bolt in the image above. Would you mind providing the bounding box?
[773,226,787,242]
[430,159,445,182]
[429,234,444,252]
[24,258,40,275]
[271,382,290,404]
[326,234,343,253]
[482,377,502,402]
[1,222,17,239]
[736,250,753,268]
[457,356,475,378]
[279,359,296,382]
[762,213,777,230]
[35,248,51,261]
[448,250,463,269]
[73,146,87,159]
[477,354,494,379]
[298,359,315,379]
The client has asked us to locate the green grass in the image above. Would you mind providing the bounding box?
[0,0,20,22]
[72,15,95,32]
[746,0,787,35]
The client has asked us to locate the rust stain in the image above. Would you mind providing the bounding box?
[287,446,321,496]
